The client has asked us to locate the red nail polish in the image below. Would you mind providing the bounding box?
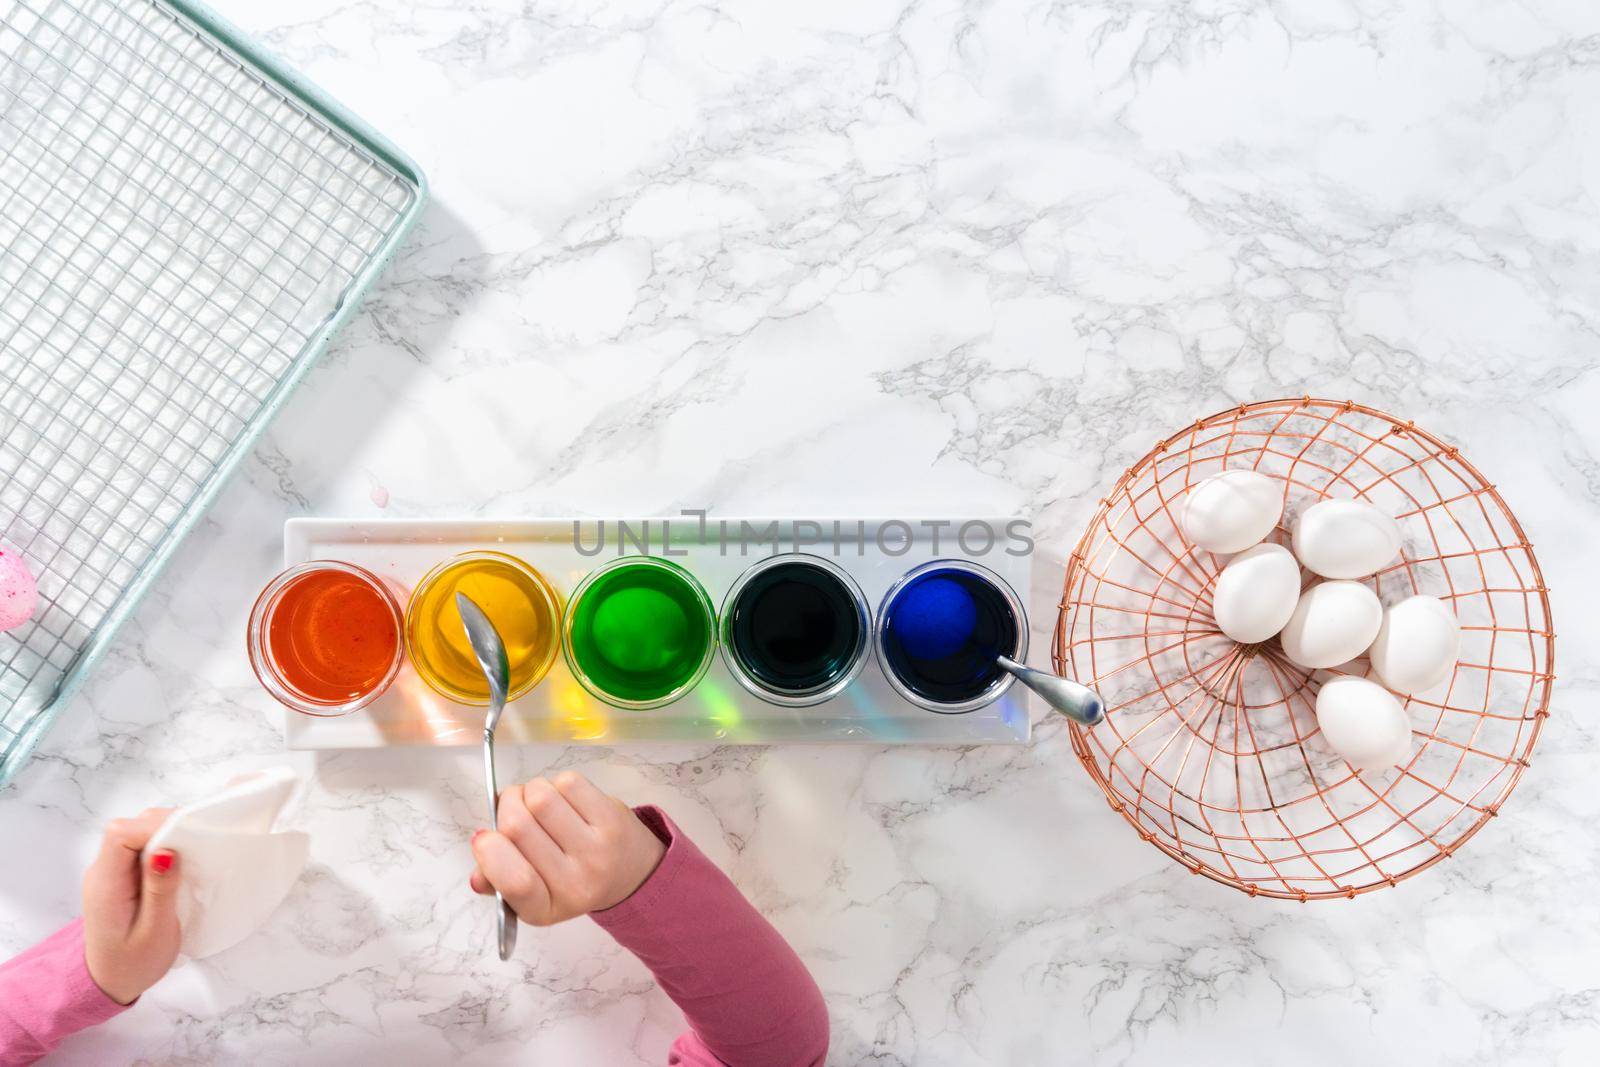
[151,851,174,874]
[471,829,485,843]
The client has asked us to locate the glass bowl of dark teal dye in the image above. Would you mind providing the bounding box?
[719,553,871,708]
[874,559,1028,714]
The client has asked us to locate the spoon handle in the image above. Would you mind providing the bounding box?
[996,655,1106,726]
[483,721,518,961]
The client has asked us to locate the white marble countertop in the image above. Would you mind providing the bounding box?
[5,0,1599,1063]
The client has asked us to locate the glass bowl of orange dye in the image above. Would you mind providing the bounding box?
[248,561,405,716]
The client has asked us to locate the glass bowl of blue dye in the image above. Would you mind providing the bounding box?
[719,553,872,708]
[875,559,1027,714]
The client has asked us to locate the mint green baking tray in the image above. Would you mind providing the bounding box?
[0,0,427,784]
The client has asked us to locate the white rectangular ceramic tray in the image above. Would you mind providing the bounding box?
[281,517,1035,749]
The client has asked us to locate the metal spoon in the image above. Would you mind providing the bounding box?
[455,591,519,962]
[996,655,1105,726]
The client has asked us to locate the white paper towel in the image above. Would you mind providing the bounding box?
[144,767,310,959]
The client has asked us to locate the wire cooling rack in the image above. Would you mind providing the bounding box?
[1054,398,1554,900]
[0,0,425,783]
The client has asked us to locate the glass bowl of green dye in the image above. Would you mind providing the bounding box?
[562,556,718,710]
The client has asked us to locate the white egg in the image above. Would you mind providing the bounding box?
[1212,543,1301,644]
[1292,499,1401,579]
[1316,675,1413,771]
[1278,581,1383,669]
[1368,595,1460,694]
[1177,470,1283,554]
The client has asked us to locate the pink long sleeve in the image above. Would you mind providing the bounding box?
[0,918,129,1066]
[592,807,829,1067]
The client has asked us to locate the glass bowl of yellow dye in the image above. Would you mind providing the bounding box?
[405,551,563,705]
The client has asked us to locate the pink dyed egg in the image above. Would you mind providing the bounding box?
[0,546,39,632]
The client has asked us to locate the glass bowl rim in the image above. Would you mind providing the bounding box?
[247,559,405,717]
[872,557,1028,715]
[403,549,563,706]
[561,555,718,710]
[717,552,872,708]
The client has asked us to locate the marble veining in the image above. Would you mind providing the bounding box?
[4,0,1599,1063]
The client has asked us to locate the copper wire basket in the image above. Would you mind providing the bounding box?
[1053,398,1554,900]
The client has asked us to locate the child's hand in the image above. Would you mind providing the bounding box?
[81,808,182,1005]
[469,772,666,926]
